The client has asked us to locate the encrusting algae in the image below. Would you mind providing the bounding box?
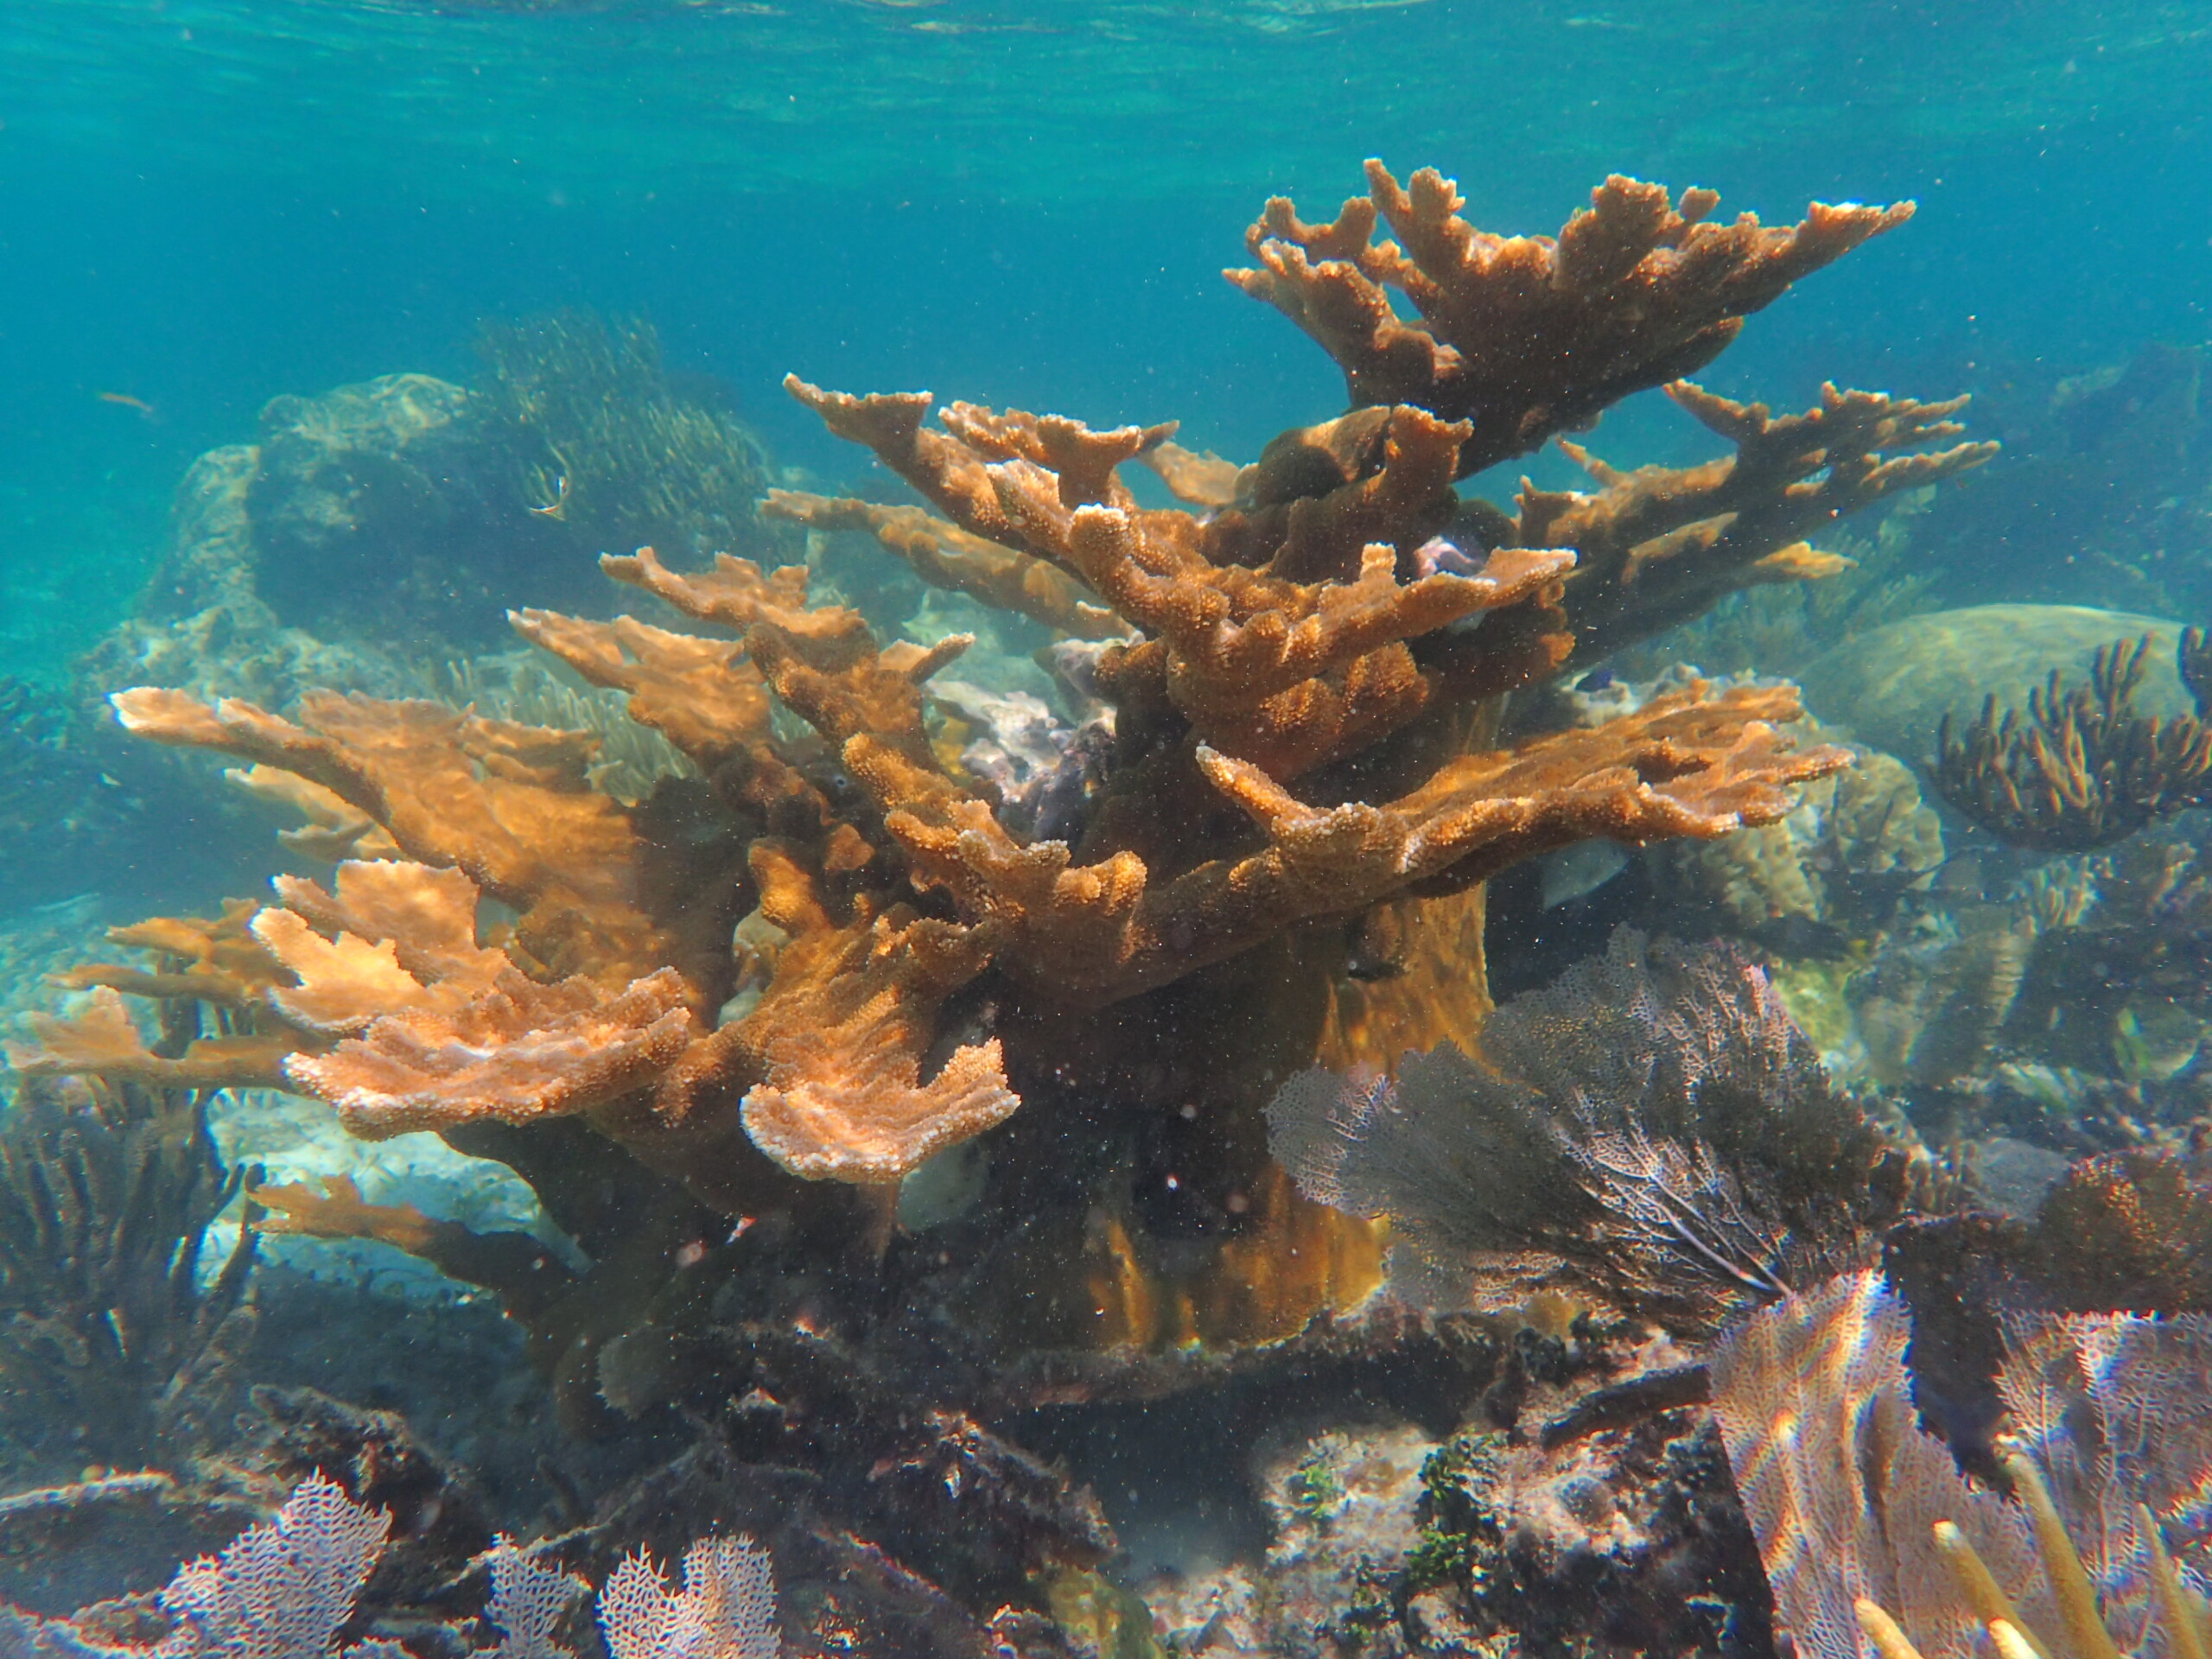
[10,161,1992,1363]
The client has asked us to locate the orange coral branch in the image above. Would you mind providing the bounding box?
[673,842,1016,1185]
[507,608,773,769]
[937,401,1176,508]
[761,489,1124,640]
[745,615,970,770]
[1230,161,1914,477]
[601,544,868,650]
[848,683,1846,1001]
[254,1173,445,1254]
[1516,379,1999,662]
[7,988,294,1090]
[1061,506,1569,718]
[780,382,1567,776]
[288,964,699,1140]
[108,688,670,984]
[226,766,400,861]
[1131,438,1243,509]
[253,1174,577,1296]
[54,899,292,1007]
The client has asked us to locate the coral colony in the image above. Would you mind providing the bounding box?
[7,161,2210,1656]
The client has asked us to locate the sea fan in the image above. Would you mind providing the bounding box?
[1267,930,1925,1333]
[596,1538,779,1659]
[0,1480,771,1659]
[1711,1274,2212,1659]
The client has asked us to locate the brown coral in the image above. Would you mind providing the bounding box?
[506,610,772,770]
[763,489,1124,641]
[29,156,1967,1366]
[1229,162,1916,478]
[850,682,1841,1001]
[711,843,1016,1186]
[1517,380,1997,664]
[9,989,293,1092]
[290,965,699,1141]
[108,688,671,985]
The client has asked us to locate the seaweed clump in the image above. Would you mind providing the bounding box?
[1268,931,1929,1336]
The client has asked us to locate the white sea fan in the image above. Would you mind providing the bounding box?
[596,1536,779,1659]
[480,1538,588,1659]
[161,1474,395,1659]
[1997,1310,2212,1649]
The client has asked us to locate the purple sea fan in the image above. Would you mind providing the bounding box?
[1997,1311,2212,1649]
[1266,930,1931,1335]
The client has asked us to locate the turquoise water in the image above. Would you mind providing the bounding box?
[5,6,2212,1656]
[4,0,2210,678]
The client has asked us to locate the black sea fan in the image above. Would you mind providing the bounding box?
[1266,931,1928,1336]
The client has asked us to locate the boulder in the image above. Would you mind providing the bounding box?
[1798,603,2193,763]
[246,372,557,641]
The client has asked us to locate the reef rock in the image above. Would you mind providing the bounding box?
[247,373,541,640]
[1799,603,2191,762]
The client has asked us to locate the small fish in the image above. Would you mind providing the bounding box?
[527,473,569,520]
[96,391,157,420]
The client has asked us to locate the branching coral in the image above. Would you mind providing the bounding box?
[18,158,1974,1408]
[1516,380,1996,665]
[1229,164,1915,479]
[1650,732,1944,939]
[1267,932,1927,1335]
[1935,630,2212,850]
[761,489,1125,641]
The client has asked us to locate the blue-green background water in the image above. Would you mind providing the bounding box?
[4,0,2210,682]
